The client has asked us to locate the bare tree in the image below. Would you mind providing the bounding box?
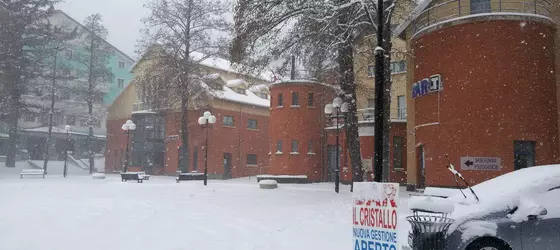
[136,0,231,173]
[0,0,58,168]
[73,14,113,174]
[232,0,415,183]
[41,23,77,174]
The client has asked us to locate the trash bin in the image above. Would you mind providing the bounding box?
[406,210,455,250]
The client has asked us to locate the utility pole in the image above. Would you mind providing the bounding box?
[373,0,386,183]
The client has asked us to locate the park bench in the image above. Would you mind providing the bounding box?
[176,172,205,183]
[20,169,45,178]
[120,172,150,183]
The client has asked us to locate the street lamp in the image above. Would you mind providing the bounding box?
[121,120,136,173]
[198,111,216,186]
[325,97,349,193]
[63,125,72,178]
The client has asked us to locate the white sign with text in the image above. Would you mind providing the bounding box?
[461,157,501,171]
[353,182,400,250]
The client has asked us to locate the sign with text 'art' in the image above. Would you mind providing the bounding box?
[353,182,400,250]
[412,74,442,98]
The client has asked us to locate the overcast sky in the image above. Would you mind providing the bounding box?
[56,0,150,59]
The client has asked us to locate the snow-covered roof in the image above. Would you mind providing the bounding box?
[226,79,246,88]
[249,84,269,93]
[21,126,105,138]
[131,110,158,115]
[191,52,271,81]
[53,10,134,62]
[212,84,270,108]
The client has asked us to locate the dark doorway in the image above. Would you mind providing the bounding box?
[417,145,426,188]
[514,141,536,170]
[223,153,232,179]
[192,147,199,171]
[327,145,339,182]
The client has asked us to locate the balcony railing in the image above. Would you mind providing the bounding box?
[413,0,553,34]
[357,108,407,122]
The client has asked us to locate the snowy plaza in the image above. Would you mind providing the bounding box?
[0,163,412,250]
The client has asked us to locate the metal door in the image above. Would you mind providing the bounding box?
[327,145,339,182]
[417,145,426,188]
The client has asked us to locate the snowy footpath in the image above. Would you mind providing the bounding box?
[0,165,413,250]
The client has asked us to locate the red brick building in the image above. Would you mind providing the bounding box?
[105,56,272,178]
[267,80,408,184]
[267,80,335,181]
[396,0,559,188]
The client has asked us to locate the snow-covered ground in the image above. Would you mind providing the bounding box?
[0,162,414,250]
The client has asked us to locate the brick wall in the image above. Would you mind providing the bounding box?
[268,81,335,181]
[412,20,558,187]
[106,107,270,178]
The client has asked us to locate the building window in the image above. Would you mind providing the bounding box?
[93,119,101,128]
[471,0,491,14]
[367,98,375,108]
[193,147,198,171]
[40,112,49,125]
[24,112,36,122]
[397,95,406,120]
[61,91,70,100]
[291,140,299,153]
[234,87,245,95]
[393,136,404,170]
[247,119,257,129]
[62,69,71,77]
[308,140,314,154]
[209,81,222,90]
[277,93,283,107]
[367,65,375,77]
[65,49,73,60]
[54,113,63,126]
[67,115,76,125]
[390,61,407,74]
[223,115,234,127]
[117,78,125,88]
[260,92,268,99]
[247,154,257,165]
[291,92,299,106]
[307,93,314,107]
[276,140,282,153]
[118,61,125,69]
[514,141,536,170]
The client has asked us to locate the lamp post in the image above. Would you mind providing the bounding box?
[121,120,136,173]
[63,125,72,178]
[325,97,349,193]
[198,111,216,186]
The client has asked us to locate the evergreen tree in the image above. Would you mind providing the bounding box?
[0,0,59,168]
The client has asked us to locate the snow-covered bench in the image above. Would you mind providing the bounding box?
[176,172,204,183]
[256,175,308,184]
[259,180,278,189]
[120,172,149,183]
[20,169,45,178]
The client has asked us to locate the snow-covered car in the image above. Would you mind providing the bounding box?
[410,165,560,250]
